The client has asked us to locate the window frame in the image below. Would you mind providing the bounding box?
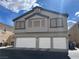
[56,18,63,27]
[28,18,46,28]
[50,18,57,28]
[50,18,63,28]
[15,21,25,29]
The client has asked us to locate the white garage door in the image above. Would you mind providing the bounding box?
[53,37,67,49]
[15,37,36,48]
[39,37,51,48]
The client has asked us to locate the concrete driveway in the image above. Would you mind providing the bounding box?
[69,48,79,59]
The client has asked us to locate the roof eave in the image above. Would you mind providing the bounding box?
[13,6,69,21]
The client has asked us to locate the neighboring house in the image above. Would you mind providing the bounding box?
[0,23,14,32]
[13,7,68,52]
[68,22,79,47]
[0,23,15,46]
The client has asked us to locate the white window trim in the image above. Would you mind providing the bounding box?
[28,18,47,28]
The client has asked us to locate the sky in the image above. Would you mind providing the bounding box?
[0,0,79,29]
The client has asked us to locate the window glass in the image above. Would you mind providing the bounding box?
[50,18,63,28]
[57,18,63,27]
[33,20,40,27]
[41,20,45,27]
[15,21,25,29]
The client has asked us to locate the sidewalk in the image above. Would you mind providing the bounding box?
[69,48,79,59]
[0,46,12,49]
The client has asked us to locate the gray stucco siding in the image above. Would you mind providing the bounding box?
[15,32,67,37]
[14,8,67,33]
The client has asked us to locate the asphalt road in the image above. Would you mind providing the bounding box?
[0,48,69,59]
[0,47,79,59]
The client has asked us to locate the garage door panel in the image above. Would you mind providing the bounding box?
[53,37,67,49]
[15,38,36,48]
[39,38,51,48]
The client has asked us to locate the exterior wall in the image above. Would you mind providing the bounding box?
[41,10,67,32]
[5,25,14,32]
[0,24,5,30]
[0,23,14,44]
[69,23,79,45]
[15,32,67,37]
[0,33,4,43]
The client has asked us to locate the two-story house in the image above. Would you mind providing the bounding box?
[13,7,68,52]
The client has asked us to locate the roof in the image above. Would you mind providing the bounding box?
[13,6,68,21]
[25,13,49,20]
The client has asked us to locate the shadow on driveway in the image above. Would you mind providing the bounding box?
[0,48,70,59]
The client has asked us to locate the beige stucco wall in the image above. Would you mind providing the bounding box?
[69,23,79,45]
[0,31,15,44]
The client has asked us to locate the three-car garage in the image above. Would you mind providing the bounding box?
[15,37,67,49]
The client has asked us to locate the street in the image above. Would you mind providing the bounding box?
[0,47,79,59]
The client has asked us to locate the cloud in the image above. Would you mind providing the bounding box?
[0,0,40,13]
[67,20,77,23]
[67,20,77,30]
[75,11,79,17]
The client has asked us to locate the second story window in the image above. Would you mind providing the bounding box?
[50,18,63,28]
[28,18,46,28]
[32,20,40,27]
[15,21,25,29]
